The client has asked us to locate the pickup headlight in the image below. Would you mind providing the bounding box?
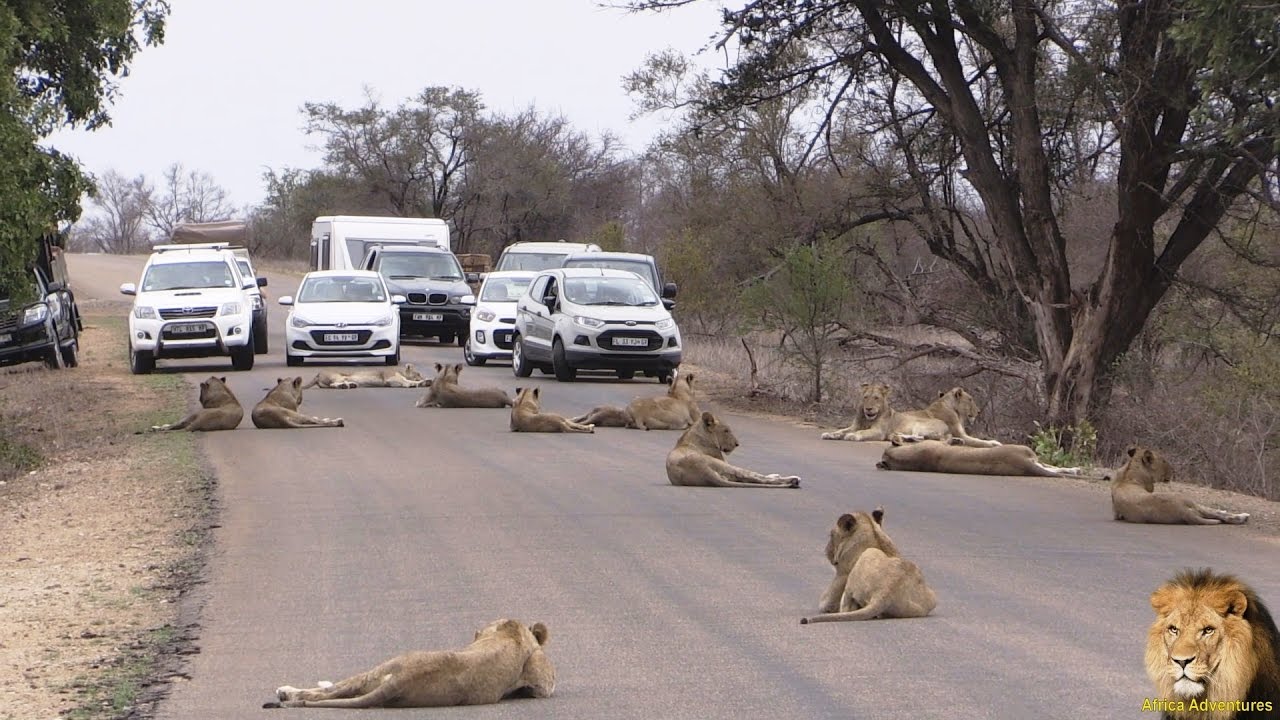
[290,315,314,328]
[452,294,476,305]
[21,304,49,327]
[251,295,263,311]
[372,315,394,327]
[574,315,605,329]
[656,318,674,330]
[475,309,496,322]
[219,302,243,316]
[132,306,157,320]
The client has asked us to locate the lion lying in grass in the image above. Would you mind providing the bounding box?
[666,411,800,488]
[572,370,700,430]
[251,377,345,429]
[265,618,555,709]
[876,438,1081,477]
[801,507,937,624]
[821,384,1000,447]
[301,364,428,389]
[1112,446,1249,525]
[510,386,594,433]
[150,376,243,431]
[415,363,512,408]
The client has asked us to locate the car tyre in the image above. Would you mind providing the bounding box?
[60,340,79,368]
[253,320,270,355]
[552,338,576,382]
[385,349,400,366]
[616,369,635,380]
[464,341,486,366]
[456,333,465,347]
[286,353,303,367]
[439,333,455,345]
[44,343,66,370]
[655,369,672,384]
[130,348,155,375]
[512,335,533,378]
[230,337,255,371]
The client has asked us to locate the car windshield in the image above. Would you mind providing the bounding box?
[378,254,463,280]
[495,252,568,272]
[564,259,657,290]
[563,277,659,307]
[298,276,387,303]
[480,277,532,302]
[141,261,235,291]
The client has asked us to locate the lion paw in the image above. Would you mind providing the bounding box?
[820,432,841,440]
[276,686,300,700]
[335,418,345,427]
[786,476,801,488]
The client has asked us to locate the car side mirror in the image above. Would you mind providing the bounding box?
[46,280,65,293]
[277,296,294,306]
[257,277,268,288]
[119,282,137,296]
[242,280,256,290]
[391,294,407,305]
[662,298,676,311]
[662,282,678,299]
[465,272,479,284]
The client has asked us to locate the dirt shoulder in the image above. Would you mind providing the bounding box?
[0,315,214,719]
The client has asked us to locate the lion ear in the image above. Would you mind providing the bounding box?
[434,362,444,372]
[532,386,541,398]
[454,363,463,374]
[938,390,946,398]
[292,377,302,389]
[837,513,857,532]
[515,387,523,396]
[872,506,885,526]
[1210,587,1249,618]
[701,411,716,427]
[1150,586,1178,616]
[219,376,227,383]
[530,622,549,646]
[1141,449,1155,467]
[1127,445,1138,458]
[859,382,870,391]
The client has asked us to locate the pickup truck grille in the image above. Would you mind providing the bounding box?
[159,306,218,320]
[0,315,16,333]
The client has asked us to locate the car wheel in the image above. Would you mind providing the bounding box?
[231,338,255,371]
[439,333,455,345]
[253,320,270,354]
[552,338,576,382]
[655,369,672,384]
[616,369,635,380]
[385,351,400,366]
[512,335,533,378]
[464,341,486,367]
[44,344,66,370]
[456,333,466,347]
[60,340,79,368]
[130,348,155,375]
[286,353,303,367]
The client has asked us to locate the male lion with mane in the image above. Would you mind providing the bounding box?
[821,384,1001,447]
[149,376,243,431]
[251,377,345,429]
[572,370,700,430]
[301,364,428,389]
[1146,569,1279,720]
[666,411,800,488]
[1112,446,1249,525]
[265,618,555,709]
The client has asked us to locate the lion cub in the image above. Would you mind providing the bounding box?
[666,411,800,488]
[150,376,243,431]
[266,618,555,709]
[416,363,512,408]
[510,386,594,433]
[801,508,937,624]
[573,370,700,430]
[1111,445,1249,525]
[251,377,345,429]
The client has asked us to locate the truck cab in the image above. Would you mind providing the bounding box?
[0,234,81,370]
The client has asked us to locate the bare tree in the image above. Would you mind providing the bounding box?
[76,169,153,254]
[145,163,234,239]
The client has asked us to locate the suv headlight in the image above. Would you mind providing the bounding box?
[290,315,314,328]
[452,294,476,305]
[220,302,243,316]
[656,318,674,330]
[574,315,605,329]
[372,315,394,327]
[21,303,49,327]
[475,309,496,322]
[132,306,157,320]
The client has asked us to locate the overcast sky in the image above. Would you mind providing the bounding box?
[48,0,727,210]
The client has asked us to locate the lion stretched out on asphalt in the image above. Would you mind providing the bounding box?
[510,386,594,433]
[300,364,428,389]
[415,363,512,408]
[150,376,243,431]
[1145,569,1279,719]
[821,384,1001,447]
[265,618,555,709]
[876,437,1082,477]
[251,377,345,429]
[572,370,700,430]
[666,411,800,488]
[801,507,937,624]
[1112,446,1249,525]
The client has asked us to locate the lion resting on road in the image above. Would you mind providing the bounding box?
[251,377,345,429]
[821,384,1001,447]
[416,363,512,408]
[1145,569,1279,719]
[150,376,243,431]
[301,364,428,389]
[1112,446,1249,525]
[666,411,800,488]
[573,370,700,430]
[801,507,937,624]
[510,386,594,433]
[876,437,1081,477]
[266,618,555,709]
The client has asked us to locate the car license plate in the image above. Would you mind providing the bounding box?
[169,323,206,334]
[412,313,443,322]
[324,333,359,342]
[0,333,10,345]
[614,337,648,347]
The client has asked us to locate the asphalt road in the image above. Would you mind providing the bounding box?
[69,253,1279,719]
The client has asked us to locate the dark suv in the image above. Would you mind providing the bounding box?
[0,239,81,369]
[362,245,477,346]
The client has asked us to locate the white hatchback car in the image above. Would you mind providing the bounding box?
[279,271,405,366]
[464,270,535,366]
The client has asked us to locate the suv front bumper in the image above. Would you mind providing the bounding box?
[0,320,56,368]
[129,315,253,358]
[397,305,471,339]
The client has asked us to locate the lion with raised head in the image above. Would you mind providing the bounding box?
[876,437,1081,477]
[801,507,936,624]
[1112,446,1249,525]
[415,363,512,408]
[301,364,429,390]
[150,376,243,431]
[821,384,1001,447]
[666,411,800,488]
[1145,569,1279,719]
[265,618,555,709]
[251,377,345,429]
[573,370,700,430]
[510,386,594,433]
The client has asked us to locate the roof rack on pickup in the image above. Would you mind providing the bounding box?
[152,242,246,253]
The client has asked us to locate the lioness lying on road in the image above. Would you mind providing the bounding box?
[801,508,937,624]
[875,437,1081,477]
[265,618,555,709]
[510,386,594,433]
[150,376,243,431]
[251,377,345,429]
[821,384,1001,447]
[1111,445,1249,525]
[666,411,800,488]
[572,370,700,430]
[300,364,428,389]
[416,363,512,408]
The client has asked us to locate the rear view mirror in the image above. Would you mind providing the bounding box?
[662,282,678,299]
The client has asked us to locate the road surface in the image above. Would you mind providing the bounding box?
[68,253,1279,719]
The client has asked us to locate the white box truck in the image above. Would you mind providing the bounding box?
[309,216,451,271]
